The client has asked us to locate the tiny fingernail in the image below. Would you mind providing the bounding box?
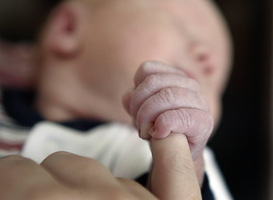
[148,127,156,137]
[140,123,153,139]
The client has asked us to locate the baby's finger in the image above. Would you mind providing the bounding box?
[134,61,185,86]
[130,73,201,119]
[152,108,214,160]
[136,87,209,131]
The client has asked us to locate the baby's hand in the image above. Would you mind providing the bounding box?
[123,61,214,160]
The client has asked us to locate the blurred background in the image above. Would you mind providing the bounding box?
[210,0,272,199]
[0,0,272,199]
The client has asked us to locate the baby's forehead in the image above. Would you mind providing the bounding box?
[80,0,164,10]
[80,0,214,17]
[79,0,224,33]
[82,0,186,20]
[77,0,167,20]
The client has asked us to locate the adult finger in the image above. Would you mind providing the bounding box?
[149,134,202,200]
[41,152,157,199]
[0,155,65,200]
[41,152,120,189]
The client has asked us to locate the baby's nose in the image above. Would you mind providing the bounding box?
[189,42,215,76]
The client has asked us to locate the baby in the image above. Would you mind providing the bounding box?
[0,0,232,199]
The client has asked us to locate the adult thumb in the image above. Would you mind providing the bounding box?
[149,133,202,200]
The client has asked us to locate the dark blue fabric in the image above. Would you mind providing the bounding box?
[2,89,42,127]
[2,88,103,131]
[202,173,215,200]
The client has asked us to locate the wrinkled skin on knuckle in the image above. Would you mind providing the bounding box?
[143,74,160,89]
[177,109,192,130]
[157,109,191,135]
[154,108,213,160]
[189,110,214,159]
[158,88,207,111]
[158,88,177,106]
[152,109,190,138]
[195,111,214,140]
[181,109,214,140]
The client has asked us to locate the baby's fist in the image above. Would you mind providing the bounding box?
[123,61,214,160]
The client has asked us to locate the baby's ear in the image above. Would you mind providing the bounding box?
[42,1,86,57]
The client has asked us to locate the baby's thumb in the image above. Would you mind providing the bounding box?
[149,133,201,200]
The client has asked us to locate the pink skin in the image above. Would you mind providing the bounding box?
[36,0,232,172]
[123,61,214,161]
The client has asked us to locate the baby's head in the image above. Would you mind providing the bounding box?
[36,0,232,125]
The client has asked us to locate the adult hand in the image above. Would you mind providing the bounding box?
[0,152,157,200]
[0,134,201,200]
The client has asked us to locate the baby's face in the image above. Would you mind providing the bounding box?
[79,0,232,123]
